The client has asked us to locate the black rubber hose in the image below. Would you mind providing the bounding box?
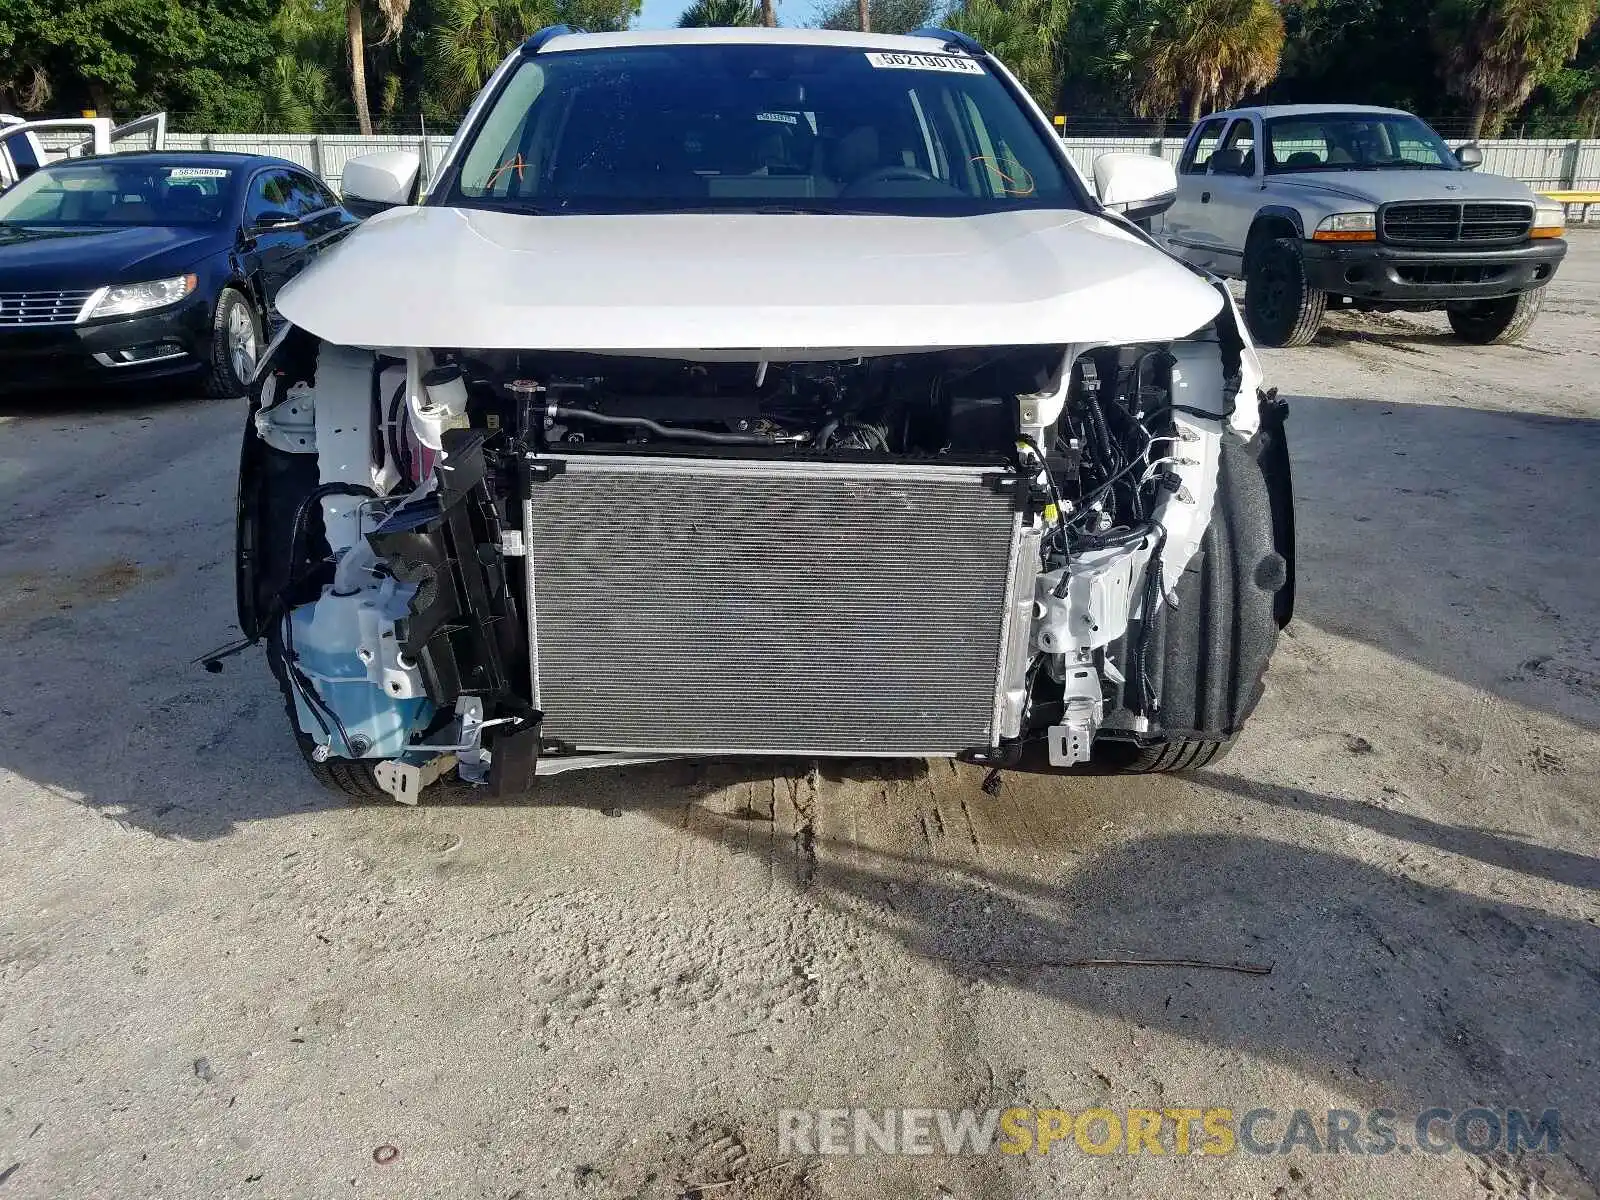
[385,381,413,488]
[286,482,381,583]
[549,405,780,445]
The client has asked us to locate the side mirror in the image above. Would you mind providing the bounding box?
[1456,143,1484,170]
[341,150,422,217]
[1093,152,1178,223]
[252,209,300,232]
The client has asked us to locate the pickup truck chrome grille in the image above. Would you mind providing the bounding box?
[1379,201,1534,246]
[0,289,96,328]
[523,455,1021,757]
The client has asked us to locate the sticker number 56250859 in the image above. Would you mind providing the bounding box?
[863,51,984,74]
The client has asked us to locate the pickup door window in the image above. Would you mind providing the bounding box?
[1195,117,1262,272]
[1164,117,1228,262]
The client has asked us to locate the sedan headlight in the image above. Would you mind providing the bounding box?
[1531,206,1565,238]
[1311,212,1376,241]
[81,274,198,322]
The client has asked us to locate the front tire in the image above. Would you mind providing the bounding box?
[203,287,261,399]
[1103,737,1234,773]
[1245,238,1327,348]
[1447,288,1544,344]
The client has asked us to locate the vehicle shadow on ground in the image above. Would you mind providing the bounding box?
[611,762,1600,1194]
[0,382,205,420]
[1284,393,1600,730]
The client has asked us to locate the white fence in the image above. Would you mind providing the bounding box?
[159,130,1600,195]
[1056,136,1600,192]
[163,132,456,191]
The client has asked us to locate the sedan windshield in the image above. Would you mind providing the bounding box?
[445,43,1085,215]
[1265,113,1462,173]
[0,161,234,226]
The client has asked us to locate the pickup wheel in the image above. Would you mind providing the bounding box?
[1447,288,1544,344]
[1245,238,1327,348]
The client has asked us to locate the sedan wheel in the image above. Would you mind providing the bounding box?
[228,302,259,382]
[203,287,262,399]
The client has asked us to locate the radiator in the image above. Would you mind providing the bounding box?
[523,455,1023,756]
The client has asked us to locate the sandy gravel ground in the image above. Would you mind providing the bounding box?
[1,235,1597,1200]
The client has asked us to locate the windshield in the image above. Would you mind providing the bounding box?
[1265,113,1461,173]
[444,44,1085,215]
[0,161,235,226]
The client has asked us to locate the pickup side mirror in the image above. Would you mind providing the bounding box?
[341,150,422,218]
[1093,153,1179,223]
[1456,143,1484,170]
[252,209,300,232]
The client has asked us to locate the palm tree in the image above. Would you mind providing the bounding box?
[858,0,871,31]
[817,0,937,33]
[1121,0,1284,124]
[429,0,557,110]
[347,0,414,135]
[946,0,1071,109]
[1433,0,1598,138]
[678,0,761,23]
[250,56,336,133]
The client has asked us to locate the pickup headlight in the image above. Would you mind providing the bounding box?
[1531,206,1565,238]
[81,274,198,322]
[1311,213,1377,241]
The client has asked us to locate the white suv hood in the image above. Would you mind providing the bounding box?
[276,205,1223,355]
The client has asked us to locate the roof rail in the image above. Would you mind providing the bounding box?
[908,27,986,56]
[522,25,582,54]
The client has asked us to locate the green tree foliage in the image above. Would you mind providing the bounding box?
[677,0,759,25]
[1432,0,1598,136]
[2,0,1596,136]
[945,0,1068,108]
[1270,0,1440,113]
[1109,0,1284,123]
[814,0,939,34]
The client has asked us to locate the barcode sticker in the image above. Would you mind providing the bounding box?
[864,51,984,74]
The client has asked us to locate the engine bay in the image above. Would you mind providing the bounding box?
[236,314,1279,802]
[423,346,1068,463]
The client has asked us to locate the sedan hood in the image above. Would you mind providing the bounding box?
[276,206,1223,355]
[1277,169,1538,207]
[0,224,226,291]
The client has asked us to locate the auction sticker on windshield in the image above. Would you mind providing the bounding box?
[864,51,984,74]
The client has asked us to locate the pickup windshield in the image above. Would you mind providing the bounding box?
[1264,113,1461,173]
[444,43,1085,215]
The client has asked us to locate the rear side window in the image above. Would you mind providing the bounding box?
[247,171,299,221]
[1180,118,1228,175]
[287,171,335,215]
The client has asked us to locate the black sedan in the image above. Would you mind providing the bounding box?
[0,151,357,398]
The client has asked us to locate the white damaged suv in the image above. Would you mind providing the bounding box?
[233,27,1294,802]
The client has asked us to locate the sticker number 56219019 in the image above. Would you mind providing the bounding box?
[863,51,984,74]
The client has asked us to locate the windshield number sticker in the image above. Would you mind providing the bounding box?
[167,167,230,179]
[864,51,983,74]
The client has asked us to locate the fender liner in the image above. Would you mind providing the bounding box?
[1127,393,1292,739]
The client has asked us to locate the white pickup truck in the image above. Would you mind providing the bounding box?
[0,113,167,192]
[1155,104,1568,346]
